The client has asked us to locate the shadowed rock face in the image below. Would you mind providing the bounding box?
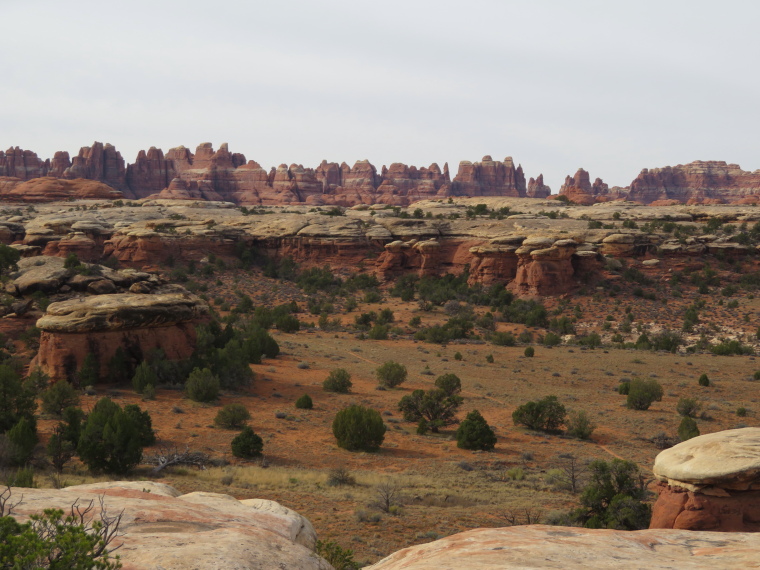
[5,482,331,570]
[651,428,760,532]
[365,525,760,569]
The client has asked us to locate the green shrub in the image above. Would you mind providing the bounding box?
[77,398,142,474]
[618,382,630,395]
[231,426,264,458]
[678,416,700,441]
[398,377,463,433]
[490,331,515,346]
[332,405,386,452]
[214,403,251,429]
[512,395,566,432]
[76,353,100,386]
[485,354,494,363]
[456,409,497,451]
[698,374,710,387]
[0,364,37,433]
[185,368,220,402]
[676,398,701,418]
[315,540,360,570]
[368,324,389,340]
[7,417,38,466]
[711,340,753,356]
[571,459,651,530]
[566,410,596,440]
[275,314,300,333]
[542,332,562,346]
[323,369,352,393]
[5,466,35,488]
[47,425,75,473]
[60,406,85,447]
[295,394,313,409]
[40,381,80,418]
[376,361,407,388]
[577,333,602,349]
[453,351,463,361]
[142,384,156,401]
[131,361,157,395]
[737,407,748,417]
[123,404,156,447]
[626,378,663,410]
[524,346,535,358]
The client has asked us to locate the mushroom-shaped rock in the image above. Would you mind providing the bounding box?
[650,428,760,532]
[601,233,638,257]
[34,292,208,382]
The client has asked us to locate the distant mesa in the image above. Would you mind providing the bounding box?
[2,142,760,205]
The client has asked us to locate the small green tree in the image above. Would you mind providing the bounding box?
[47,423,75,473]
[76,353,100,387]
[456,409,497,451]
[123,404,156,446]
[676,398,701,418]
[398,374,463,433]
[275,314,300,333]
[626,378,663,410]
[295,394,313,409]
[41,381,80,418]
[107,347,131,385]
[571,459,650,530]
[131,361,157,395]
[566,410,596,440]
[323,369,352,393]
[7,417,38,466]
[698,373,710,387]
[231,426,263,458]
[214,403,251,429]
[0,364,37,433]
[512,395,566,432]
[524,346,535,357]
[332,405,386,452]
[0,243,21,277]
[185,368,220,402]
[376,361,407,388]
[315,540,359,570]
[678,416,700,441]
[77,398,142,475]
[60,406,86,446]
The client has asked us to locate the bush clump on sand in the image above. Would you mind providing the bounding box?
[332,404,386,452]
[456,409,497,451]
[323,369,352,393]
[214,403,251,429]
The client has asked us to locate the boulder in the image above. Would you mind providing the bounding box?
[651,428,760,532]
[5,482,330,570]
[366,525,760,569]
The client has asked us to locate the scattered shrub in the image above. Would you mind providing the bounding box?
[131,361,157,395]
[7,417,38,465]
[185,368,220,402]
[512,395,566,432]
[214,403,251,429]
[315,540,360,570]
[323,369,352,393]
[123,404,156,446]
[231,426,264,458]
[698,374,710,387]
[456,409,497,451]
[626,378,663,410]
[678,416,700,441]
[376,361,407,388]
[77,397,143,474]
[676,398,701,418]
[332,404,386,452]
[327,467,356,487]
[524,346,535,358]
[737,407,748,417]
[40,381,80,418]
[566,410,596,440]
[295,394,313,409]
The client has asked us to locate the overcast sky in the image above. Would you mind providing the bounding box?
[2,0,759,190]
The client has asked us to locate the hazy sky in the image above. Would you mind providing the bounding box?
[2,0,759,190]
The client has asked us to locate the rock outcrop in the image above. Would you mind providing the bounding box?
[452,156,526,197]
[628,161,760,205]
[5,481,330,570]
[509,238,589,296]
[651,427,760,532]
[2,177,122,202]
[366,525,760,569]
[34,290,207,382]
[527,174,551,198]
[557,169,611,205]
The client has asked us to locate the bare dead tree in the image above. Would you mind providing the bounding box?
[557,454,587,495]
[144,446,211,474]
[0,485,22,516]
[375,480,403,513]
[501,507,544,526]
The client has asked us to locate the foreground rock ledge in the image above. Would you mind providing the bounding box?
[365,525,760,569]
[7,482,331,570]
